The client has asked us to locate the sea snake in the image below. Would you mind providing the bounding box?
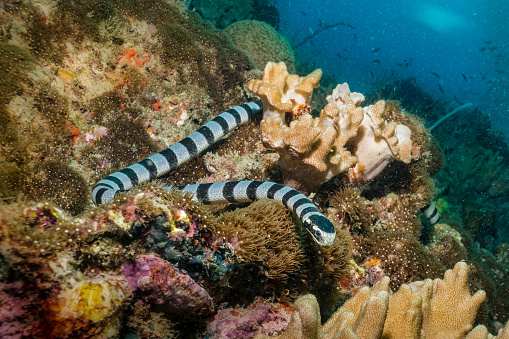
[92,101,337,246]
[92,101,440,245]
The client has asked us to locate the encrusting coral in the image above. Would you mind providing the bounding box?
[247,62,419,193]
[0,0,252,214]
[254,262,507,339]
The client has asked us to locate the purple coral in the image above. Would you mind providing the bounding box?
[122,254,214,316]
[0,282,32,338]
[206,297,293,339]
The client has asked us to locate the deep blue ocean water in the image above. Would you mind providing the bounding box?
[275,0,509,142]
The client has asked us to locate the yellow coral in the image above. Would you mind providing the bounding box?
[225,20,296,72]
[57,279,127,323]
[251,65,361,192]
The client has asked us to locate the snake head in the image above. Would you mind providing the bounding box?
[303,214,336,246]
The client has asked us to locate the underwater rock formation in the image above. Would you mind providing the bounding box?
[206,297,293,338]
[122,254,215,316]
[0,183,352,337]
[0,0,253,215]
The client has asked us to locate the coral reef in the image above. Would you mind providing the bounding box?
[254,262,507,339]
[0,183,351,337]
[0,0,253,214]
[377,78,509,322]
[0,0,508,337]
[122,254,215,316]
[215,199,351,303]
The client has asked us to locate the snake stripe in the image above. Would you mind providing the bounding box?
[176,181,330,222]
[422,202,440,225]
[175,181,319,220]
[92,100,440,246]
[171,180,336,246]
[92,102,263,205]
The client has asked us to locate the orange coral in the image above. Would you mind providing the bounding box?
[118,48,150,67]
[65,121,80,144]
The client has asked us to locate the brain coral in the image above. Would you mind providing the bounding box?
[225,20,296,72]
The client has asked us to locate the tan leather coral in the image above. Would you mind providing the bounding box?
[248,63,418,192]
[247,61,322,120]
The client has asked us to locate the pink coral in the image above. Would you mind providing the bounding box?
[207,297,293,338]
[0,282,33,338]
[122,254,214,316]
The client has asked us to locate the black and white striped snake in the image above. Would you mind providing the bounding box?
[92,101,337,246]
[92,101,440,246]
[422,201,440,225]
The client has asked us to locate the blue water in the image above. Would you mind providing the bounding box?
[276,0,509,140]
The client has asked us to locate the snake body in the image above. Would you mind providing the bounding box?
[92,101,440,246]
[92,101,336,246]
[422,201,440,225]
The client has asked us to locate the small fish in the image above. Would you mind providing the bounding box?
[437,84,444,94]
[479,47,486,52]
[335,53,347,60]
[372,47,381,53]
[300,11,307,16]
[454,95,463,105]
[461,73,467,81]
[483,40,492,44]
[369,70,374,78]
[353,33,357,40]
[372,59,381,64]
[488,46,497,51]
[396,63,403,67]
[430,71,440,79]
[495,69,505,74]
